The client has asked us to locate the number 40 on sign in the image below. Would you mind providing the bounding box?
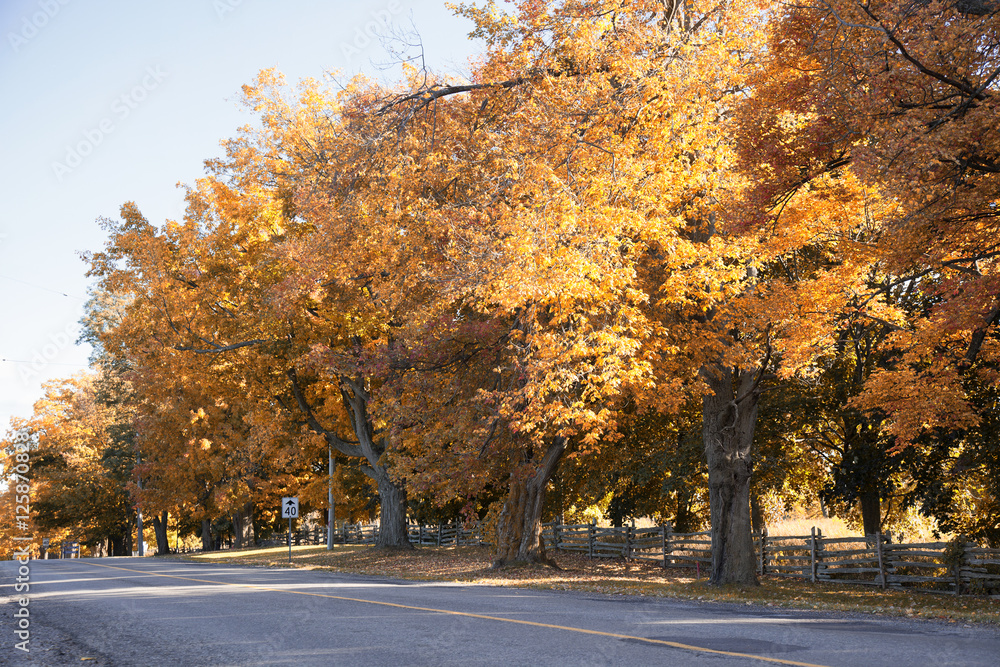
[281,497,299,518]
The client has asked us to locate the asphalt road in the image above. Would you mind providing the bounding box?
[2,557,998,666]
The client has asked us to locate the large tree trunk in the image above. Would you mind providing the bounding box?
[233,503,255,549]
[703,365,761,586]
[201,519,214,552]
[492,438,566,568]
[287,370,412,550]
[860,489,881,537]
[374,473,412,549]
[151,511,170,555]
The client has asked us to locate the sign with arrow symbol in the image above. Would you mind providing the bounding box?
[281,497,299,519]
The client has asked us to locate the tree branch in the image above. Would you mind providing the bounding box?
[286,369,365,458]
[175,339,273,354]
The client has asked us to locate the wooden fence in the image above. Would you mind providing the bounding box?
[408,522,484,547]
[542,523,999,596]
[541,522,712,570]
[759,529,1000,595]
[262,520,485,549]
[255,520,1000,596]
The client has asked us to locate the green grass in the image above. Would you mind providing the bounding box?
[172,544,1000,625]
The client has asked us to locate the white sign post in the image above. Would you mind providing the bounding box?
[282,497,299,563]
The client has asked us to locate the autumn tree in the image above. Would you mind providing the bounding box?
[903,373,1000,546]
[778,0,1000,447]
[5,375,135,555]
[753,0,1000,549]
[347,0,862,576]
[371,0,782,572]
[85,202,321,551]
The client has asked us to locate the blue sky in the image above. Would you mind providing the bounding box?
[0,0,482,431]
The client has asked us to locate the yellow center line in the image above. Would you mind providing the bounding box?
[77,560,832,667]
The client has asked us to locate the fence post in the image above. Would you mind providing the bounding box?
[954,538,966,595]
[624,524,632,559]
[815,528,823,580]
[437,522,443,547]
[588,522,595,558]
[661,523,669,569]
[810,527,817,583]
[758,528,767,576]
[875,533,887,590]
[553,522,561,553]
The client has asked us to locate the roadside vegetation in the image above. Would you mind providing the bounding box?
[179,544,1000,626]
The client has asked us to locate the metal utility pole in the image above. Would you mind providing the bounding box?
[136,457,144,557]
[137,508,144,557]
[327,447,336,550]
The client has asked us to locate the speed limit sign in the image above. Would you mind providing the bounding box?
[281,497,299,518]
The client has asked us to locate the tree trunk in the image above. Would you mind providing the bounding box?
[201,519,214,552]
[750,492,766,537]
[109,533,128,556]
[233,503,255,549]
[492,438,566,568]
[94,538,107,558]
[860,489,881,537]
[374,473,412,549]
[609,495,626,528]
[702,365,761,586]
[287,370,411,550]
[152,511,170,555]
[674,489,697,533]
